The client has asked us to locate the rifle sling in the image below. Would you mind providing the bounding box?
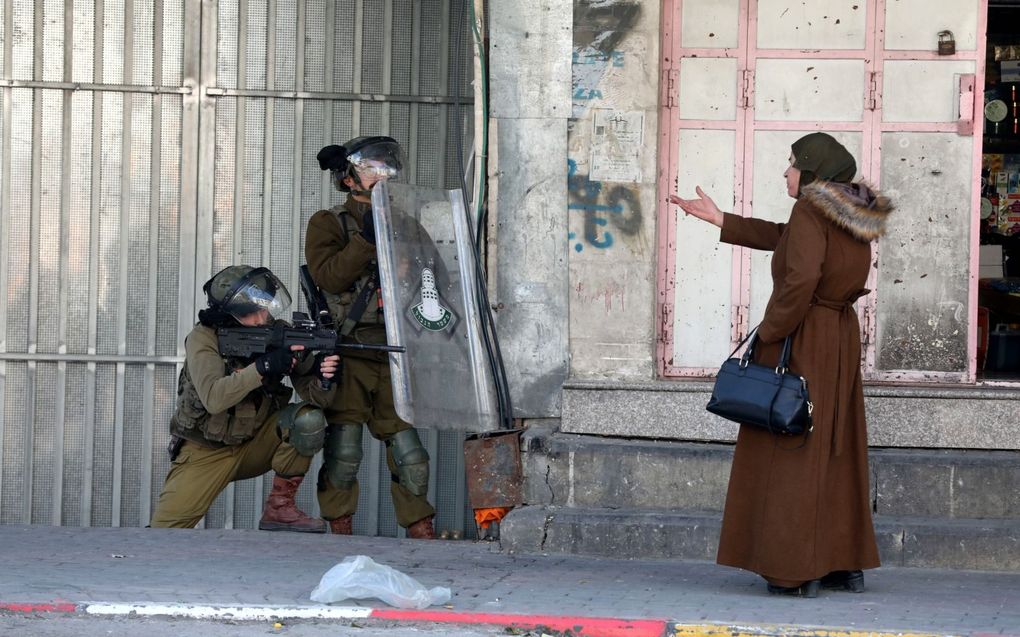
[338,212,380,338]
[340,272,378,337]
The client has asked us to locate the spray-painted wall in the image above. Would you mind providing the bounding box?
[567,0,661,380]
[488,0,660,414]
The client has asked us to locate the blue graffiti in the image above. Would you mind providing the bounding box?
[567,159,641,252]
[572,50,625,67]
[586,217,614,249]
[571,50,623,115]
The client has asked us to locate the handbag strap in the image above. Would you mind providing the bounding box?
[728,327,759,364]
[731,325,794,369]
[777,334,793,372]
[729,326,796,437]
[730,327,794,368]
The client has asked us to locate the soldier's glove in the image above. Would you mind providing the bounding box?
[360,210,376,245]
[255,348,296,382]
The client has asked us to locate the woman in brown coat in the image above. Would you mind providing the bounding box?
[670,133,891,597]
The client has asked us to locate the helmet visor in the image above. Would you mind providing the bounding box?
[348,140,403,181]
[222,270,292,323]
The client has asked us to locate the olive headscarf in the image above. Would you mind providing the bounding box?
[791,132,856,194]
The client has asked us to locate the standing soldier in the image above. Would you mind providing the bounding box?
[151,265,337,532]
[305,137,436,539]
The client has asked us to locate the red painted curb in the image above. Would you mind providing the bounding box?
[0,602,78,614]
[372,608,668,637]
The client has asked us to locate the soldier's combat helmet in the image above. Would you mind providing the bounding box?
[202,265,292,323]
[317,136,403,192]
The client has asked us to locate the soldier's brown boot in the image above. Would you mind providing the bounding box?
[328,515,353,535]
[406,515,435,540]
[259,475,327,533]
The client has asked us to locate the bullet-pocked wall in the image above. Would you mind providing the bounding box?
[568,0,661,380]
[0,0,478,536]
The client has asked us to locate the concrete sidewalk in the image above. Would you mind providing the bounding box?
[0,525,1017,637]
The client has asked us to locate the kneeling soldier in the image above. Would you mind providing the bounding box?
[151,265,337,532]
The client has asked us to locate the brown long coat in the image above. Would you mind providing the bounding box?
[715,181,891,585]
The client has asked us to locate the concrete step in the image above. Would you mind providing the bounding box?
[522,432,732,512]
[522,431,1020,520]
[500,505,1020,571]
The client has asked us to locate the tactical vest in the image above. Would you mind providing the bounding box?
[169,358,293,448]
[325,203,386,351]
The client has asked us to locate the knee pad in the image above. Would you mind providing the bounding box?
[276,401,326,457]
[389,428,430,497]
[322,423,363,490]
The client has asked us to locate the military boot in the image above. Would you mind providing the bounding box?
[328,515,353,535]
[259,475,327,533]
[406,515,435,540]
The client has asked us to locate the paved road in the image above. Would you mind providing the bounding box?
[1,525,1018,637]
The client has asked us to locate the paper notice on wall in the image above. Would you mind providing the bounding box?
[590,110,643,183]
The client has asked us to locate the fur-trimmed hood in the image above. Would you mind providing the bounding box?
[800,181,894,242]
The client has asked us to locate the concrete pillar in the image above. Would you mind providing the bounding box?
[489,0,572,417]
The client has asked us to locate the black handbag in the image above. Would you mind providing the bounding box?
[706,328,813,436]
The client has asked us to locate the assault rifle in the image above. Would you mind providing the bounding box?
[219,264,400,391]
[216,316,405,361]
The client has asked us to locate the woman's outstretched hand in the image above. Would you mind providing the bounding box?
[668,186,725,228]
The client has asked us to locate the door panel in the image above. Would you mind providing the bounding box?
[876,133,973,374]
[882,61,976,122]
[681,0,740,48]
[885,0,978,51]
[664,1,744,373]
[754,59,867,121]
[756,0,867,50]
[678,58,739,120]
[874,1,983,379]
[673,129,738,368]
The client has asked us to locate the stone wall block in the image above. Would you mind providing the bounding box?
[562,383,1020,450]
[490,0,572,119]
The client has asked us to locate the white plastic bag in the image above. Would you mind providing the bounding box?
[310,555,452,609]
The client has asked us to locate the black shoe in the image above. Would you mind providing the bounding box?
[767,579,821,598]
[821,570,865,593]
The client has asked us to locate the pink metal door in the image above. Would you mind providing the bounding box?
[659,0,987,383]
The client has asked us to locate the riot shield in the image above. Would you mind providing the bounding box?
[371,181,499,432]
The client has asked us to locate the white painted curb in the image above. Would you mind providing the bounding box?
[81,602,374,621]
